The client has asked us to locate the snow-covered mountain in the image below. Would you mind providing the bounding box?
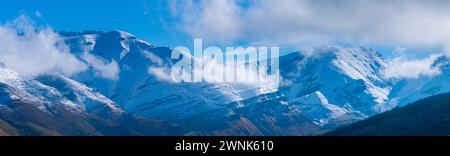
[0,62,182,135]
[386,55,450,107]
[60,30,448,133]
[278,47,394,126]
[0,62,86,114]
[2,29,449,135]
[59,30,317,135]
[36,75,123,117]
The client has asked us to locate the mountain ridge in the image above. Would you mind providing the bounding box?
[59,30,450,134]
[0,62,184,136]
[1,29,449,135]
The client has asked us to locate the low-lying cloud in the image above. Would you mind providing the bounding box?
[0,15,121,80]
[384,54,442,79]
[0,15,87,77]
[81,52,120,80]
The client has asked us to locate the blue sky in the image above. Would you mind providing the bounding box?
[1,0,449,58]
[0,0,189,48]
[0,0,292,55]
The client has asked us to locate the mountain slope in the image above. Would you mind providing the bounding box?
[56,30,449,135]
[387,55,450,107]
[36,75,123,117]
[62,30,172,104]
[279,47,394,126]
[61,31,258,120]
[327,92,450,136]
[60,30,315,135]
[181,92,319,136]
[3,29,450,135]
[0,63,183,136]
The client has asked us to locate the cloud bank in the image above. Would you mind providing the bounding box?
[0,15,87,77]
[81,53,120,80]
[384,54,442,79]
[170,0,450,51]
[0,15,121,80]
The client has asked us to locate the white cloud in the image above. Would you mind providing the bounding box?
[148,50,279,93]
[0,15,87,77]
[148,66,174,82]
[384,54,442,79]
[0,15,121,80]
[171,0,243,42]
[144,50,164,66]
[170,0,450,51]
[81,52,120,80]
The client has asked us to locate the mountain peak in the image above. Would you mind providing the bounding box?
[61,30,156,61]
[59,30,134,38]
[112,30,135,38]
[279,46,392,126]
[59,30,104,37]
